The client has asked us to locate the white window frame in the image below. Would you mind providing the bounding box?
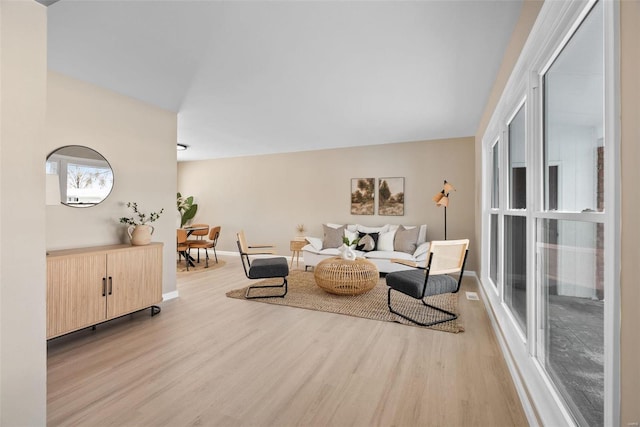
[479,0,620,425]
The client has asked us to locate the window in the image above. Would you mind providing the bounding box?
[508,105,526,210]
[482,1,613,425]
[539,2,605,424]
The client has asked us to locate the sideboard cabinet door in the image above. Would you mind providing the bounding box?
[107,244,163,319]
[47,254,106,338]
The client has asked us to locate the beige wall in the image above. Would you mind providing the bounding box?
[0,1,48,424]
[620,0,640,423]
[178,137,478,271]
[46,72,178,295]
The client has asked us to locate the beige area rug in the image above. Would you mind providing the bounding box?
[176,257,226,273]
[226,270,464,333]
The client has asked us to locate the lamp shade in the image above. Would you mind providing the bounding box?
[437,195,449,208]
[443,181,455,193]
[432,191,444,203]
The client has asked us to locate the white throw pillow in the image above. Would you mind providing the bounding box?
[344,229,359,246]
[305,236,323,251]
[413,242,431,259]
[377,229,397,251]
[355,224,390,234]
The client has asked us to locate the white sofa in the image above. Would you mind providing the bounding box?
[302,223,429,274]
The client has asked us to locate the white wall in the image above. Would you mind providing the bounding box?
[0,1,48,424]
[46,72,178,295]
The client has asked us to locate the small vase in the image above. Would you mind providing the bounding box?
[338,243,356,261]
[128,224,154,246]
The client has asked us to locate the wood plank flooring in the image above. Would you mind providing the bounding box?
[47,255,528,426]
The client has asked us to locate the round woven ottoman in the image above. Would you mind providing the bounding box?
[314,257,379,295]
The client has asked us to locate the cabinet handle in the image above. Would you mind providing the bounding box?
[108,276,113,295]
[102,278,106,297]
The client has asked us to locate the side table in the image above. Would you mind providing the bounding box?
[290,238,307,268]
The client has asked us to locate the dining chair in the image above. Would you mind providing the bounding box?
[186,223,209,263]
[188,226,221,268]
[177,228,190,271]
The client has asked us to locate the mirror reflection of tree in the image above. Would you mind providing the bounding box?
[67,165,112,190]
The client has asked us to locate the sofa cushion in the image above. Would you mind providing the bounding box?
[356,232,378,251]
[394,225,420,253]
[323,224,345,249]
[364,250,414,261]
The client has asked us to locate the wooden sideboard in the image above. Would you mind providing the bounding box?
[46,243,163,339]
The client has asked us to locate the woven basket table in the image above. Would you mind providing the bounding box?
[313,256,379,295]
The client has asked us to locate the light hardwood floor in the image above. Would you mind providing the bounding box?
[47,255,528,426]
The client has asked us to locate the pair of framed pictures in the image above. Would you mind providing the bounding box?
[350,177,404,216]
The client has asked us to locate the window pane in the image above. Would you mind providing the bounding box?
[544,1,604,213]
[504,215,527,332]
[509,105,526,209]
[492,141,499,209]
[538,218,604,426]
[490,214,499,285]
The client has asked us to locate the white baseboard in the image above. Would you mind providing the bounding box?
[162,290,179,301]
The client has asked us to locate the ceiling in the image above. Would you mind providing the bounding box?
[46,1,523,162]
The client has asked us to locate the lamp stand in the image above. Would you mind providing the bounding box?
[444,206,447,240]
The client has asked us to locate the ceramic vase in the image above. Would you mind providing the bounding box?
[128,224,154,246]
[338,243,356,261]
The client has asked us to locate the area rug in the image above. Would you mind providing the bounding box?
[177,258,226,273]
[226,270,464,333]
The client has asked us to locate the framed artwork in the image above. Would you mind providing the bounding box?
[350,178,375,215]
[378,177,404,216]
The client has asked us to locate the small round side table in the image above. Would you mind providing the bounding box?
[314,257,379,295]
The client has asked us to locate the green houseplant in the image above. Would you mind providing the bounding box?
[177,193,198,227]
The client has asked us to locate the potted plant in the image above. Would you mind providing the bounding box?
[177,193,198,227]
[119,202,164,246]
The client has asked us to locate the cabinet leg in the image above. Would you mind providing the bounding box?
[151,305,161,316]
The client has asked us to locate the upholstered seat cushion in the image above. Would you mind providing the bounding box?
[248,257,289,279]
[386,269,457,299]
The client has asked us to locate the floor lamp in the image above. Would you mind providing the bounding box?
[432,180,455,240]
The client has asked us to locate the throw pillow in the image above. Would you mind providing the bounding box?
[356,224,389,234]
[322,224,346,249]
[305,236,323,251]
[376,229,397,251]
[356,232,379,252]
[344,229,359,246]
[394,225,419,254]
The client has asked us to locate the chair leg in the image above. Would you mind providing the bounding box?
[245,277,288,299]
[213,246,218,264]
[204,248,209,268]
[387,288,457,327]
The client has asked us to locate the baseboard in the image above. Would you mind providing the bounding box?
[162,290,179,301]
[473,276,541,427]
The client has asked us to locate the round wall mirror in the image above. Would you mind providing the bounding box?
[46,145,114,207]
